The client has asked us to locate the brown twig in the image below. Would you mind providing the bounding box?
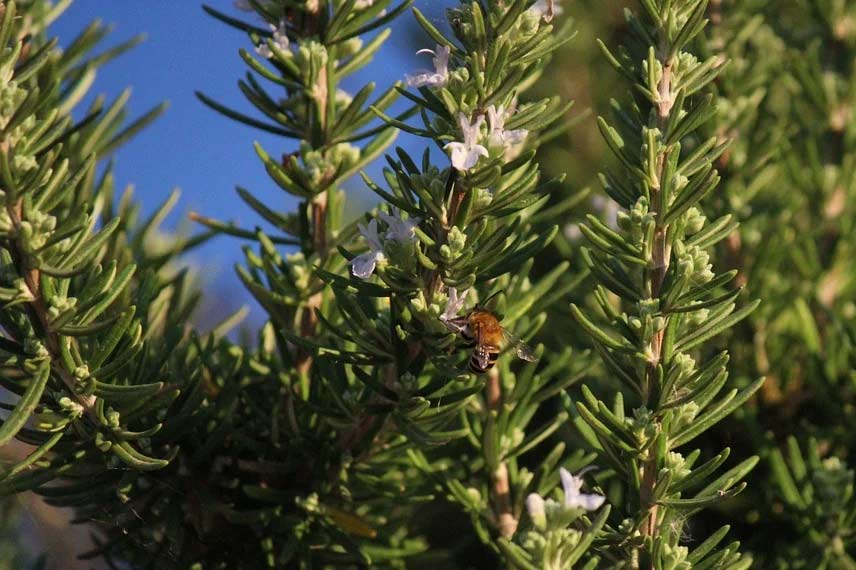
[486,367,517,538]
[636,48,675,569]
[295,194,327,383]
[710,0,723,26]
[5,199,96,414]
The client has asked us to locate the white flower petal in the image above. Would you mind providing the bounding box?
[405,72,445,88]
[486,104,528,155]
[461,114,485,147]
[463,145,489,170]
[445,113,490,171]
[358,219,384,252]
[432,44,450,77]
[255,44,273,59]
[271,20,289,51]
[444,142,469,171]
[445,141,488,172]
[531,0,563,22]
[440,287,468,322]
[379,210,420,242]
[487,104,506,132]
[407,45,450,88]
[560,467,605,512]
[559,467,582,497]
[504,128,528,146]
[350,252,383,279]
[571,493,606,511]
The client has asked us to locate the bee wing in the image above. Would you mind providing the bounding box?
[502,329,537,362]
[442,316,468,334]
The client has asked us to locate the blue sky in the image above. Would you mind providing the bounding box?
[49,1,446,328]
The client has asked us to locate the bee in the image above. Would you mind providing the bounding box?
[447,308,537,373]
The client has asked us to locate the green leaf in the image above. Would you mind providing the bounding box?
[196,91,300,137]
[110,440,170,471]
[336,128,398,183]
[496,540,538,570]
[93,380,165,405]
[77,265,136,326]
[411,7,456,50]
[0,1,16,54]
[201,4,270,35]
[670,448,730,493]
[671,378,764,446]
[567,506,611,566]
[0,430,65,480]
[690,456,759,509]
[673,300,759,352]
[659,483,745,509]
[332,0,413,44]
[662,169,720,225]
[571,304,633,353]
[769,446,805,508]
[100,101,169,157]
[687,525,731,564]
[0,361,50,447]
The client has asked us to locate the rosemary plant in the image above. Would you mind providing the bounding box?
[1,0,852,568]
[570,1,762,567]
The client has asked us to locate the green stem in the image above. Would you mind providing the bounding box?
[637,40,676,569]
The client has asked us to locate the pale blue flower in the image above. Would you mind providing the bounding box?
[445,113,489,171]
[526,468,605,530]
[255,20,289,59]
[406,45,451,88]
[487,104,528,155]
[531,0,562,22]
[559,467,605,511]
[349,219,386,279]
[379,209,420,243]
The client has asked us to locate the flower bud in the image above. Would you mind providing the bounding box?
[526,493,547,530]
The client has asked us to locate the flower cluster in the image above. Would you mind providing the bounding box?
[405,46,530,172]
[443,107,529,172]
[349,210,420,279]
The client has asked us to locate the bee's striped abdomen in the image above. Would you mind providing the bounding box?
[468,351,499,373]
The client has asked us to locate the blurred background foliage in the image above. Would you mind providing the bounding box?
[6,0,856,568]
